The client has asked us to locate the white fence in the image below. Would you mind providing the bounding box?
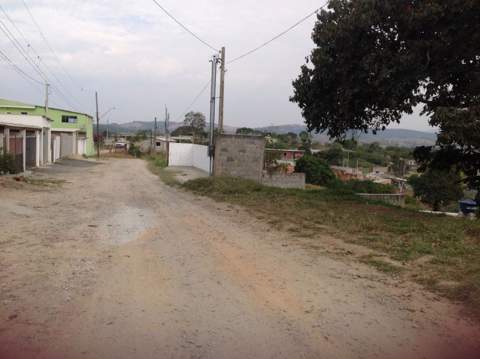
[169,143,210,173]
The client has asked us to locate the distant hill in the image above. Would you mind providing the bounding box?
[97,121,183,135]
[98,120,236,136]
[255,125,437,147]
[99,120,436,147]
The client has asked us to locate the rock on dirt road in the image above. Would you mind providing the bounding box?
[1,158,479,359]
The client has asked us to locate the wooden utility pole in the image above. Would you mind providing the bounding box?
[95,91,100,160]
[154,116,158,152]
[218,47,226,133]
[165,106,170,166]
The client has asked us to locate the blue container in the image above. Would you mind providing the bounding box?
[459,199,478,215]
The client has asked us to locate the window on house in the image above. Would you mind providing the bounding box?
[62,115,78,124]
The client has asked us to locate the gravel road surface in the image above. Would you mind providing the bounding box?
[1,158,479,359]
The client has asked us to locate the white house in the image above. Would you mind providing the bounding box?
[0,114,52,172]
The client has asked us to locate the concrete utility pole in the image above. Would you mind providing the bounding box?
[218,47,226,133]
[95,91,100,160]
[208,54,219,176]
[44,83,49,115]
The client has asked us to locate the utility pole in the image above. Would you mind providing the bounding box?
[218,47,226,133]
[208,54,219,176]
[95,91,100,160]
[154,116,157,152]
[165,106,170,166]
[44,83,49,115]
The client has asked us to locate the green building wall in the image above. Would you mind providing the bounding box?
[0,99,95,156]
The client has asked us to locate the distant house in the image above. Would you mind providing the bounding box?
[0,98,95,161]
[265,149,305,174]
[331,166,365,181]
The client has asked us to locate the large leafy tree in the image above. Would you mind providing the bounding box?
[291,0,480,188]
[183,111,206,144]
[408,170,463,211]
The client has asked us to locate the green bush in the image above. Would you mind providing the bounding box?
[128,143,142,158]
[339,180,396,194]
[408,170,463,211]
[148,154,168,169]
[295,155,336,186]
[0,153,19,174]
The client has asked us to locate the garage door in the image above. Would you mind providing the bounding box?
[60,133,74,157]
[26,131,36,168]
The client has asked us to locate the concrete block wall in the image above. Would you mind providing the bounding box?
[214,134,265,182]
[261,172,306,189]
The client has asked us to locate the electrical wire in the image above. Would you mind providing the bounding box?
[0,4,82,109]
[0,48,43,86]
[0,17,48,81]
[0,17,78,110]
[151,0,219,52]
[21,0,84,93]
[175,80,211,122]
[228,4,327,64]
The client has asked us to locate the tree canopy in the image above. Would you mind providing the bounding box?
[408,169,463,211]
[291,0,480,187]
[183,111,206,144]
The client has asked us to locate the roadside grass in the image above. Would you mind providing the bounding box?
[359,254,404,275]
[145,154,179,186]
[182,176,480,318]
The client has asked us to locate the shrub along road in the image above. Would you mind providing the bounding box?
[0,158,479,359]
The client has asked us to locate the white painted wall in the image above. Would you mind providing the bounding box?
[169,143,209,173]
[191,144,210,172]
[169,143,194,167]
[53,135,61,162]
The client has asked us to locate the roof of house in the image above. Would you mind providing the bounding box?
[0,98,36,109]
[0,98,93,119]
[0,114,52,129]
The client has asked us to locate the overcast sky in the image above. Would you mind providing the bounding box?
[0,0,433,131]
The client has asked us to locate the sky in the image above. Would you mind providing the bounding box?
[0,0,433,131]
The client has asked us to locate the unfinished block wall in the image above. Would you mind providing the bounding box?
[214,134,265,182]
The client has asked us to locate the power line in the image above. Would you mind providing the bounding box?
[0,48,43,86]
[21,0,84,93]
[0,4,82,109]
[0,14,79,110]
[151,0,219,52]
[175,80,211,122]
[0,17,48,82]
[228,5,327,64]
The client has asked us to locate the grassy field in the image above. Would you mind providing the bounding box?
[180,176,480,318]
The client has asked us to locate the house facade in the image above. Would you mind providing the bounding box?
[0,114,52,172]
[0,98,94,159]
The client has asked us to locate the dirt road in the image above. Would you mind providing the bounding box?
[1,158,479,359]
